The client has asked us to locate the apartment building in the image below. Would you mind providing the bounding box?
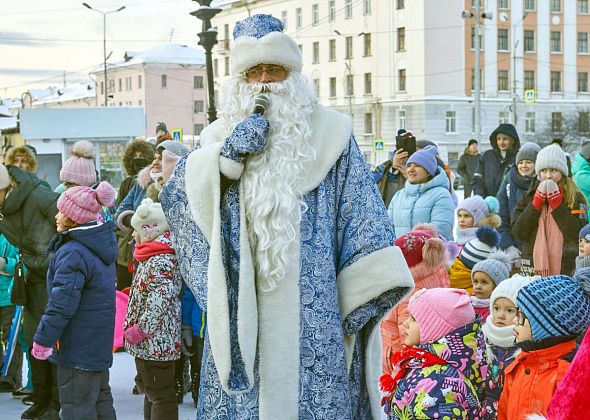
[211,0,590,166]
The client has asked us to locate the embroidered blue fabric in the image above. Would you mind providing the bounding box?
[233,14,284,39]
[220,114,269,163]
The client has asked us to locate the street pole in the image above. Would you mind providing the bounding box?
[474,0,481,143]
[347,57,352,116]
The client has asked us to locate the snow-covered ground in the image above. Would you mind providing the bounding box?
[1,352,196,419]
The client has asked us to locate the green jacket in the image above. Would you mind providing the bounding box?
[573,152,590,206]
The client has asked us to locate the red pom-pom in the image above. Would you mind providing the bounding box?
[379,373,396,393]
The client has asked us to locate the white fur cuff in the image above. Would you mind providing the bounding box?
[117,210,135,232]
[231,32,302,75]
[219,156,244,180]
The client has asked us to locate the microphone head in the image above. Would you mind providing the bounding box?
[253,94,270,115]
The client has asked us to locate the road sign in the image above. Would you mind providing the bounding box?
[524,90,535,104]
[373,139,385,152]
[171,128,183,142]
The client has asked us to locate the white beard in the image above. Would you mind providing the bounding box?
[218,73,317,292]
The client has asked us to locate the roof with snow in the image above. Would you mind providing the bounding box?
[111,44,205,70]
[0,116,17,131]
[30,82,96,105]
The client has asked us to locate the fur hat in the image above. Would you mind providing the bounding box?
[457,195,500,227]
[406,145,438,177]
[490,274,534,309]
[131,198,169,242]
[460,227,500,269]
[57,181,116,224]
[409,288,475,344]
[60,140,96,186]
[231,14,302,76]
[123,139,155,177]
[535,144,569,176]
[471,251,512,286]
[0,165,10,190]
[515,142,541,164]
[395,227,447,269]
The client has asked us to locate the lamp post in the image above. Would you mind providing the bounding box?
[83,3,126,107]
[334,30,364,117]
[509,13,528,126]
[190,1,222,124]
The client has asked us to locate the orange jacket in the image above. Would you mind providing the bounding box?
[498,340,575,420]
[449,257,473,294]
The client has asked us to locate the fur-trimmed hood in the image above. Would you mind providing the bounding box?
[123,139,155,176]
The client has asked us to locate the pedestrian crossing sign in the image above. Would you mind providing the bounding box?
[524,90,535,104]
[373,139,385,152]
[171,128,183,142]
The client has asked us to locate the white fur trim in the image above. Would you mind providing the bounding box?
[219,156,244,180]
[116,210,135,232]
[526,415,547,420]
[231,32,302,75]
[366,325,384,420]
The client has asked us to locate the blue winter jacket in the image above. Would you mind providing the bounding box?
[496,166,534,250]
[34,221,117,371]
[0,235,21,307]
[181,280,206,339]
[387,167,455,240]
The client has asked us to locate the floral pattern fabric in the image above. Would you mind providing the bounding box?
[481,344,518,419]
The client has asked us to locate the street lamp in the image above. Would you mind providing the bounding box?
[334,30,364,117]
[190,1,222,124]
[82,3,126,107]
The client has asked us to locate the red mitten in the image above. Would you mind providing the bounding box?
[32,342,53,360]
[532,189,546,210]
[546,180,563,210]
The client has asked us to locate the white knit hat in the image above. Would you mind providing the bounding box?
[535,144,569,176]
[489,273,536,310]
[130,198,169,242]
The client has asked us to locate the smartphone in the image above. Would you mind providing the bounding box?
[395,135,416,157]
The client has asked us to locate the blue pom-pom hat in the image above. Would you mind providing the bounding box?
[459,226,500,269]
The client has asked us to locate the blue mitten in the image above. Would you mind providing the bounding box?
[220,114,270,162]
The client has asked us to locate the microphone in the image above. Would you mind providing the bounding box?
[253,94,270,116]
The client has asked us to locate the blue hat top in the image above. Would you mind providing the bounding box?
[233,14,284,40]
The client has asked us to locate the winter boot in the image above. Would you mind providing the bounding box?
[21,403,48,419]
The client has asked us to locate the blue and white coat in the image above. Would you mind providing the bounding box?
[160,105,414,420]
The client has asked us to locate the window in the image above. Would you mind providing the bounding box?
[194,76,204,89]
[313,79,320,97]
[345,0,353,19]
[498,0,509,9]
[125,77,132,91]
[396,28,406,52]
[551,71,562,92]
[471,0,487,6]
[312,4,319,25]
[551,31,562,52]
[364,73,372,94]
[552,112,563,133]
[498,70,509,91]
[446,111,457,133]
[364,113,373,134]
[579,72,589,92]
[398,109,406,130]
[118,78,122,92]
[346,74,354,96]
[161,75,167,88]
[363,0,371,15]
[100,81,104,95]
[498,28,509,51]
[398,69,406,91]
[580,0,589,13]
[397,0,405,9]
[524,0,535,11]
[312,42,320,63]
[328,0,335,21]
[138,99,142,106]
[471,26,483,50]
[329,77,337,98]
[551,0,561,12]
[194,100,204,113]
[345,36,353,59]
[525,112,536,133]
[470,68,483,91]
[213,59,218,77]
[524,70,535,90]
[281,10,288,29]
[580,112,590,133]
[224,57,230,76]
[329,39,336,61]
[194,124,204,135]
[108,79,114,93]
[137,75,142,89]
[363,33,372,56]
[579,32,589,53]
[499,111,509,124]
[296,8,302,29]
[524,30,535,52]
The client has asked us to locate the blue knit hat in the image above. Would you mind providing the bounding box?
[580,223,590,241]
[460,226,500,269]
[516,275,590,342]
[406,145,438,177]
[471,251,512,286]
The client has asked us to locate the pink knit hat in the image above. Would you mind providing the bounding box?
[59,140,96,186]
[408,288,475,344]
[57,182,116,224]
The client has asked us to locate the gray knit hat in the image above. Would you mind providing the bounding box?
[157,140,190,158]
[471,251,512,286]
[535,144,568,176]
[515,142,541,164]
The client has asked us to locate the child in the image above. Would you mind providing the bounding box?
[512,144,588,276]
[31,182,117,419]
[576,223,590,274]
[124,198,181,419]
[498,274,590,419]
[381,224,450,374]
[480,274,531,419]
[456,195,501,247]
[470,251,512,319]
[380,288,486,419]
[450,226,500,293]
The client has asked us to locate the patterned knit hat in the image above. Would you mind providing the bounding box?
[580,223,590,241]
[409,288,475,344]
[460,227,500,269]
[60,140,97,186]
[57,181,116,224]
[516,275,590,342]
[406,145,438,177]
[131,198,169,242]
[471,251,512,286]
[515,142,541,164]
[457,195,500,226]
[394,227,447,269]
[535,144,569,176]
[231,14,302,76]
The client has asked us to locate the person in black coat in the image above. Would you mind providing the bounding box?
[457,139,480,198]
[472,123,521,197]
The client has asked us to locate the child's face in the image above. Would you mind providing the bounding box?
[472,272,496,299]
[513,308,533,343]
[457,209,475,229]
[492,297,517,327]
[580,238,590,257]
[55,211,73,233]
[539,168,563,184]
[402,314,421,346]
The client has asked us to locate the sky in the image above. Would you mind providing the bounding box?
[1,0,223,100]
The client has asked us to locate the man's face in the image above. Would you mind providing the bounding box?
[245,63,289,83]
[468,142,478,153]
[496,134,514,151]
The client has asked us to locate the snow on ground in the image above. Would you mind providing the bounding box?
[1,352,195,420]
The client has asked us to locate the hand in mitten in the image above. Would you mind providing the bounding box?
[545,179,563,210]
[181,325,195,356]
[220,114,270,162]
[32,342,53,360]
[532,180,548,210]
[125,324,149,346]
[505,246,522,267]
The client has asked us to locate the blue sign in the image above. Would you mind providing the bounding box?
[373,139,385,152]
[171,128,183,142]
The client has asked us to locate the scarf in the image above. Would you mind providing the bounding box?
[133,240,175,261]
[533,205,563,276]
[471,296,490,309]
[576,255,590,272]
[456,227,478,246]
[482,315,517,348]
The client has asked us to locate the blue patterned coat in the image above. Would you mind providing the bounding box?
[160,105,414,420]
